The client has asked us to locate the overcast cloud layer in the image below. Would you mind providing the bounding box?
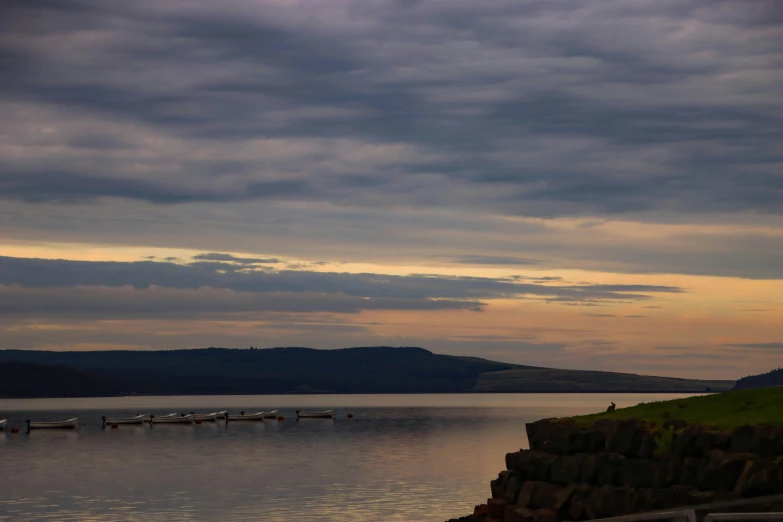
[1,0,781,217]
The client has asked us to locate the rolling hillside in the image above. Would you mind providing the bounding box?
[473,367,732,393]
[0,346,734,397]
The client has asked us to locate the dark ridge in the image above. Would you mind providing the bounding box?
[733,367,783,390]
[0,361,124,398]
[0,346,733,398]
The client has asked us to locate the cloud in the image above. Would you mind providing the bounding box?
[721,342,783,350]
[0,255,683,308]
[0,284,482,316]
[446,255,543,266]
[192,252,281,264]
[0,0,780,220]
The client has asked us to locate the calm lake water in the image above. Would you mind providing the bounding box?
[0,393,694,521]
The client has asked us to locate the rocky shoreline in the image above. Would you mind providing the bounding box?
[447,418,783,522]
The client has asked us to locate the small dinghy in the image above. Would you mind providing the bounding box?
[263,410,279,419]
[296,409,334,419]
[26,418,79,431]
[226,411,265,421]
[102,414,146,427]
[150,413,194,424]
[0,419,6,430]
[190,411,225,422]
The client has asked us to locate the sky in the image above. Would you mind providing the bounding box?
[1,0,782,379]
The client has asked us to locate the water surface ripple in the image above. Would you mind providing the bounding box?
[0,393,692,521]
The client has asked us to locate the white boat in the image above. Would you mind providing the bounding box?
[215,411,227,420]
[226,411,265,421]
[150,414,194,424]
[26,418,79,430]
[102,414,146,427]
[296,409,334,419]
[190,412,220,422]
[263,410,279,418]
[0,419,6,430]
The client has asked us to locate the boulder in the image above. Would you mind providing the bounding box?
[730,425,755,453]
[565,431,590,455]
[525,419,563,452]
[607,419,649,457]
[510,451,558,481]
[506,452,521,471]
[517,481,561,510]
[533,508,559,522]
[680,457,701,486]
[553,485,577,514]
[618,458,664,489]
[734,459,782,496]
[587,485,634,519]
[568,494,589,521]
[487,498,509,519]
[518,482,549,509]
[597,453,626,485]
[503,472,526,504]
[491,471,510,499]
[698,452,753,492]
[638,432,657,459]
[661,455,684,487]
[754,426,783,458]
[657,485,692,509]
[579,454,599,485]
[673,426,705,458]
[587,429,609,453]
[505,506,536,522]
[550,455,584,485]
[697,431,730,453]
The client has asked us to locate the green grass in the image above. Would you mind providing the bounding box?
[564,387,783,431]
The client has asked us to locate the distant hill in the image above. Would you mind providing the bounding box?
[0,346,734,398]
[733,367,783,390]
[474,367,732,393]
[0,361,124,398]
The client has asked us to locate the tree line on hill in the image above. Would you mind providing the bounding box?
[733,367,783,390]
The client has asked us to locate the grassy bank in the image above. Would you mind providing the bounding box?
[565,386,783,430]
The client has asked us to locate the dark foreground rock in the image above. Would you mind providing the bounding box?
[446,419,783,522]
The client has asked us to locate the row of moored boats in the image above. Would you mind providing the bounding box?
[0,410,336,432]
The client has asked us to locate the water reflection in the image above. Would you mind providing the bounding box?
[0,393,693,521]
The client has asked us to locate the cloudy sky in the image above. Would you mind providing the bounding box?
[1,0,781,379]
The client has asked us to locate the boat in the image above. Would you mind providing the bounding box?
[296,409,334,419]
[215,411,227,420]
[150,414,194,424]
[0,419,6,430]
[190,411,222,422]
[263,410,279,418]
[226,411,265,421]
[26,418,79,431]
[101,414,146,427]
